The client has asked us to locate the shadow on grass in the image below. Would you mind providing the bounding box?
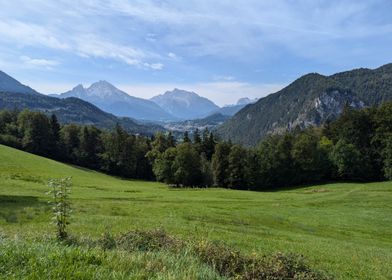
[0,195,47,223]
[0,195,41,205]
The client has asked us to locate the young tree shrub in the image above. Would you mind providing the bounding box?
[47,177,72,240]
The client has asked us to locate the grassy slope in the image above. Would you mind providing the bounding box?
[0,144,391,279]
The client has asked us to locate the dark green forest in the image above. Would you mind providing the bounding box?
[1,103,391,190]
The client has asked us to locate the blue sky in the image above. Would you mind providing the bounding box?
[1,0,392,105]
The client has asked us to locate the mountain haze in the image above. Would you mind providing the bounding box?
[217,63,392,146]
[210,97,258,117]
[151,88,219,120]
[57,81,174,121]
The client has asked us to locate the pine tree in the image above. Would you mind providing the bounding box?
[193,129,201,144]
[49,114,61,158]
[228,145,247,189]
[211,142,231,187]
[18,111,53,156]
[183,131,191,143]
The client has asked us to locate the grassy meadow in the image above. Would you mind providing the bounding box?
[0,144,391,279]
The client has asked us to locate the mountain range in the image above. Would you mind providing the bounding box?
[217,63,392,146]
[54,81,174,121]
[150,88,220,119]
[55,83,250,121]
[0,72,164,135]
[3,62,391,145]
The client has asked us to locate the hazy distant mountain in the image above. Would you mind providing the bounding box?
[217,63,392,146]
[208,97,258,117]
[150,88,219,120]
[0,71,39,95]
[56,81,174,121]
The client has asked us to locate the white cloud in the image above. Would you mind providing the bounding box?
[213,75,235,81]
[143,62,164,70]
[0,17,163,70]
[20,56,59,69]
[1,1,391,67]
[98,0,392,63]
[0,20,70,50]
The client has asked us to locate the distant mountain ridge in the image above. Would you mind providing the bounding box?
[56,81,174,121]
[150,88,219,120]
[0,71,165,135]
[217,63,392,146]
[210,97,258,117]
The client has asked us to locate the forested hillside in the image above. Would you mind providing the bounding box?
[217,63,392,146]
[0,91,164,135]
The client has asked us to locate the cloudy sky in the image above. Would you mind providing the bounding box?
[1,0,391,105]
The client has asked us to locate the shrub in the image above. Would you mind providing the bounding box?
[98,230,117,250]
[116,228,184,253]
[194,240,247,277]
[47,177,72,240]
[247,252,329,280]
[193,240,330,280]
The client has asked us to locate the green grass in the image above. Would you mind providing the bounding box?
[0,144,391,279]
[0,238,222,280]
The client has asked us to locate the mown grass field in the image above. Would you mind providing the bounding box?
[0,144,391,279]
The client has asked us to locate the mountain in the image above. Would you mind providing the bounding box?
[164,113,230,132]
[0,72,164,135]
[217,63,392,146]
[0,71,39,95]
[56,81,174,121]
[210,97,258,117]
[150,88,219,120]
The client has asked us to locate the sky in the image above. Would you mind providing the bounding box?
[0,0,392,106]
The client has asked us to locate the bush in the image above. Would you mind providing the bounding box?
[116,228,184,253]
[97,230,117,250]
[249,252,329,280]
[193,240,329,280]
[194,240,246,277]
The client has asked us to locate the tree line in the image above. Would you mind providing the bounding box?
[0,103,391,190]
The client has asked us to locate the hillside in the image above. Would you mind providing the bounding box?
[0,144,391,279]
[0,91,164,135]
[0,71,39,95]
[217,63,392,146]
[56,81,175,121]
